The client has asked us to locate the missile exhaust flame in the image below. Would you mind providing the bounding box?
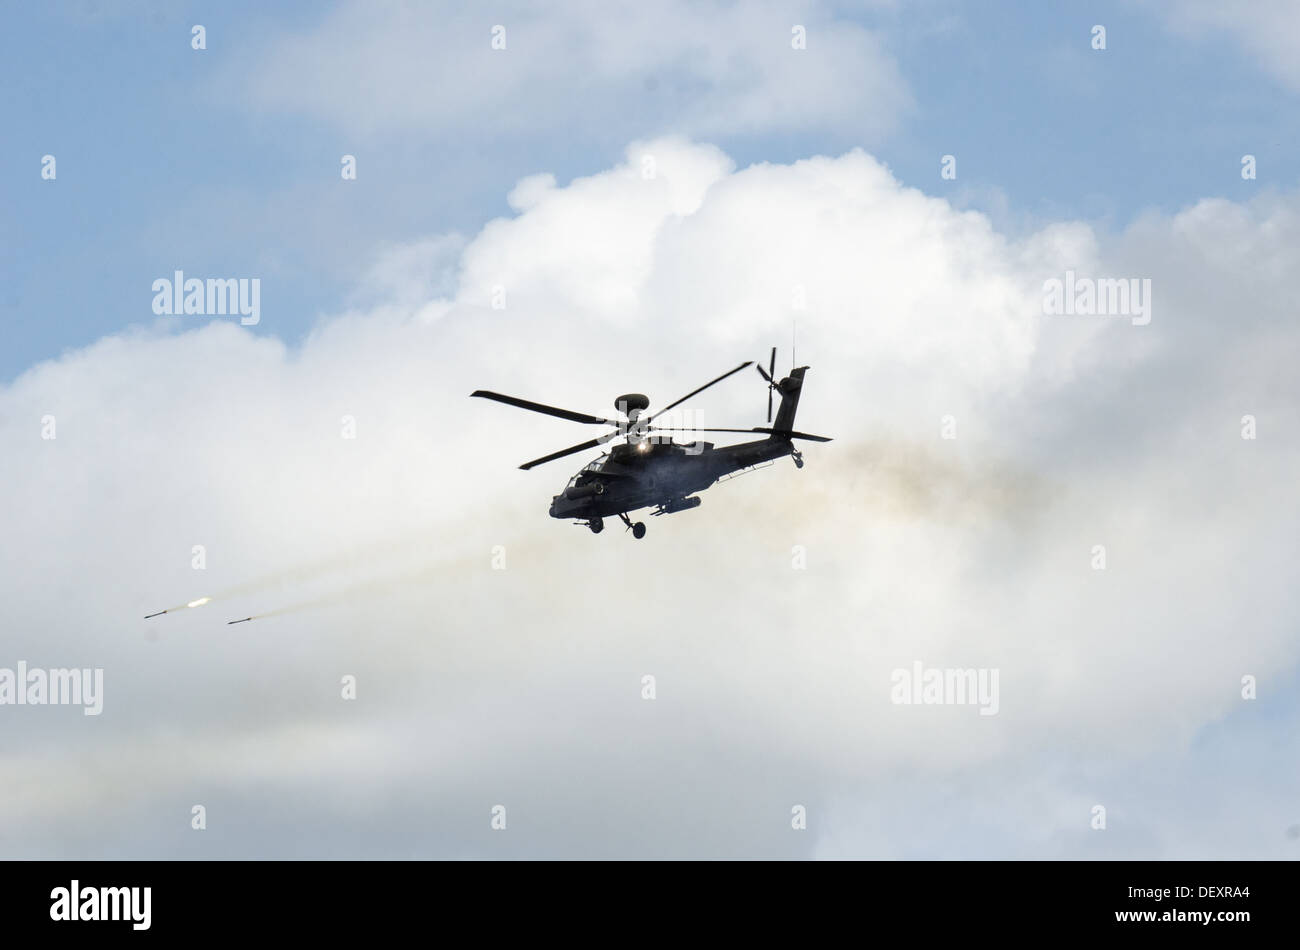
[144,596,213,619]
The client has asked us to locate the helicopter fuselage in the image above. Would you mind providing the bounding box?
[473,361,822,537]
[548,435,797,522]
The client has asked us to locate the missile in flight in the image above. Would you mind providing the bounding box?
[144,597,212,620]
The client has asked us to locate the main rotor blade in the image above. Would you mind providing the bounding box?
[650,426,831,442]
[472,391,618,426]
[768,346,776,381]
[644,361,752,423]
[649,427,765,434]
[755,364,774,384]
[519,437,605,471]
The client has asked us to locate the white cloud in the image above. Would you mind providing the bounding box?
[2,140,1296,857]
[227,1,911,143]
[1155,0,1300,92]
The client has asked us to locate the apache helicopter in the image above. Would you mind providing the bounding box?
[471,349,830,538]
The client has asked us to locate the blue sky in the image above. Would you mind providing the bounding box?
[3,0,1295,379]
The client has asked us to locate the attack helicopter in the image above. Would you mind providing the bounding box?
[471,349,830,538]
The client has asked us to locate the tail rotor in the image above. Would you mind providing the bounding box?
[755,346,778,423]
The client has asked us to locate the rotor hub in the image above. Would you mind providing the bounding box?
[615,393,650,416]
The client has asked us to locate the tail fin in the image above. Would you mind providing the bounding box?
[771,367,808,437]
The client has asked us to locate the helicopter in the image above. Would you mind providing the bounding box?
[471,348,830,538]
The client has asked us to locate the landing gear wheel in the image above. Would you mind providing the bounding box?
[617,511,645,538]
[792,448,804,469]
[588,518,604,534]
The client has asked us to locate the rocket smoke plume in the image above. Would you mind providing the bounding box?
[225,546,488,623]
[145,527,444,620]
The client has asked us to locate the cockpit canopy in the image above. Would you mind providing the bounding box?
[566,453,609,488]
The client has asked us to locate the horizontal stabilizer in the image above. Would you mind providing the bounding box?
[750,427,832,442]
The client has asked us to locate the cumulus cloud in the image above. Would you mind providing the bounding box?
[2,139,1296,857]
[1154,0,1300,92]
[225,0,910,143]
